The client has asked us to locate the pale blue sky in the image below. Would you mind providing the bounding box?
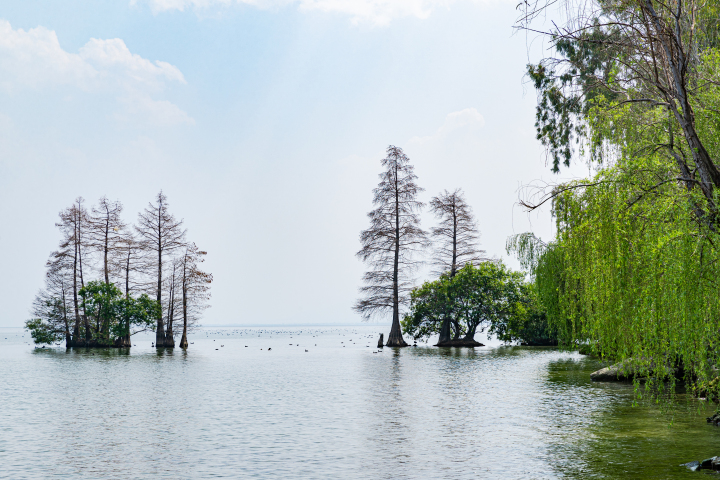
[0,0,585,327]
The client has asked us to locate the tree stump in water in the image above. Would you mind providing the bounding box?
[377,333,384,348]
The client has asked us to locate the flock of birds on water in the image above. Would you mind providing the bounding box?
[6,327,428,353]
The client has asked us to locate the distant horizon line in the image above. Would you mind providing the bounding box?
[0,322,392,329]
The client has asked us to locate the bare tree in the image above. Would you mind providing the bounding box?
[164,260,180,348]
[355,145,427,347]
[30,251,74,347]
[135,191,186,347]
[178,243,212,349]
[56,198,89,346]
[116,233,145,298]
[430,189,486,277]
[88,197,125,285]
[429,189,487,344]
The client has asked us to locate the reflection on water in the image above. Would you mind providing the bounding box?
[0,326,717,479]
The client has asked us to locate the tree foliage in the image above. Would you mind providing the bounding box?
[28,281,159,347]
[402,263,550,345]
[515,0,720,398]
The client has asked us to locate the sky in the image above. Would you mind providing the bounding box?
[0,0,587,327]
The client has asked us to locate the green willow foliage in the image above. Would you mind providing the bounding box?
[517,0,720,400]
[511,118,720,397]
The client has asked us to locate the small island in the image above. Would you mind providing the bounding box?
[26,192,211,349]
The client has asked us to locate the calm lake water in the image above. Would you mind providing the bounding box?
[1,325,718,479]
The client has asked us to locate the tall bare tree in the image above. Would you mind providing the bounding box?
[430,189,486,277]
[56,198,89,346]
[88,197,125,285]
[429,189,487,344]
[178,243,212,349]
[135,191,186,347]
[355,145,427,347]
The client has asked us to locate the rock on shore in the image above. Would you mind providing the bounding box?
[590,358,675,382]
[590,363,635,382]
[682,456,720,471]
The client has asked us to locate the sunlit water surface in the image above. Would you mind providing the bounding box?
[1,326,719,479]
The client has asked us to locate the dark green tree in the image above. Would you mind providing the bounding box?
[403,263,538,347]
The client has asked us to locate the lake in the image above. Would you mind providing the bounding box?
[0,325,718,479]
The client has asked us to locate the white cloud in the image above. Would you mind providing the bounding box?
[117,93,196,126]
[134,0,476,25]
[79,38,186,90]
[409,107,485,145]
[0,20,192,126]
[0,20,96,89]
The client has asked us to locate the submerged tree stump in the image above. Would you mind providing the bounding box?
[377,333,384,348]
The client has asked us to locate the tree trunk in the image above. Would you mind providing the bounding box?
[80,240,91,345]
[103,217,110,285]
[643,0,720,210]
[438,318,452,344]
[386,167,408,348]
[78,212,89,344]
[451,204,457,276]
[386,317,407,347]
[464,324,477,342]
[452,320,461,340]
[156,239,165,347]
[62,290,71,348]
[125,248,131,297]
[72,240,81,347]
[165,288,175,348]
[179,274,188,349]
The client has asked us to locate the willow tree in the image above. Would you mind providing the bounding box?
[513,0,720,398]
[135,191,186,348]
[429,189,486,344]
[521,0,720,222]
[355,145,427,347]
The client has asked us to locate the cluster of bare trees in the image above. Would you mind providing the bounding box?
[30,192,212,349]
[355,145,486,347]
